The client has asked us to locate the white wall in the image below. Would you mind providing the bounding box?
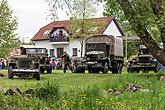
[103,20,122,37]
[66,38,82,57]
[34,40,53,55]
[34,38,83,57]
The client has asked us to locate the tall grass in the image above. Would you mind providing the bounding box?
[0,73,165,109]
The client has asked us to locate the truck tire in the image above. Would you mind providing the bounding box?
[40,66,45,73]
[80,68,85,73]
[143,69,149,73]
[92,70,99,73]
[72,65,78,73]
[128,68,134,73]
[154,67,158,73]
[35,72,40,80]
[112,68,117,74]
[101,63,109,73]
[88,69,92,73]
[8,66,13,79]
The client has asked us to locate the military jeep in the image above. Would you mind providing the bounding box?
[128,45,158,73]
[8,47,51,80]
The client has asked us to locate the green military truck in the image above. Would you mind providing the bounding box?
[73,34,124,74]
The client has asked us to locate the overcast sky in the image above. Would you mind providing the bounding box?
[7,0,103,41]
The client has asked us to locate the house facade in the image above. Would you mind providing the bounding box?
[31,16,124,58]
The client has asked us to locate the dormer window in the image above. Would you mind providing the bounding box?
[43,30,51,35]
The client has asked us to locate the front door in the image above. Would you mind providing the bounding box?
[57,48,64,58]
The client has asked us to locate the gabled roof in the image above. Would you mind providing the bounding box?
[31,16,124,41]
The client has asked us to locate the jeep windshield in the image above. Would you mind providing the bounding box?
[26,48,46,54]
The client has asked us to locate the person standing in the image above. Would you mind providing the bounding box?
[51,55,57,70]
[61,52,72,73]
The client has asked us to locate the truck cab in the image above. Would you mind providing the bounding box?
[85,43,110,73]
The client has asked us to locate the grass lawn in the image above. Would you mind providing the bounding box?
[0,69,164,91]
[0,69,128,90]
[0,69,165,109]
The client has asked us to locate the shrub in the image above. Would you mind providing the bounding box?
[35,80,60,101]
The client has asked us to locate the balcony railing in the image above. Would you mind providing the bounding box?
[49,35,69,42]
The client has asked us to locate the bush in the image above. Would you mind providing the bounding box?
[35,81,60,100]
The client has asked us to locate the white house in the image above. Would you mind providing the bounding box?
[31,16,124,57]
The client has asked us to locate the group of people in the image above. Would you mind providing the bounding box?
[49,52,73,73]
[49,56,63,70]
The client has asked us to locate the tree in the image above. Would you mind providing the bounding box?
[0,0,18,58]
[104,0,165,66]
[104,0,138,59]
[103,0,135,36]
[45,0,102,57]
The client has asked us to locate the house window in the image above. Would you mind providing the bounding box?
[57,48,64,58]
[50,49,54,56]
[72,48,77,56]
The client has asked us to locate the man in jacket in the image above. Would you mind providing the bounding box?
[61,52,72,73]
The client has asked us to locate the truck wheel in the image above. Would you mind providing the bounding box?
[88,69,92,73]
[33,74,36,78]
[92,70,99,73]
[40,67,45,73]
[128,68,134,73]
[112,68,117,74]
[101,63,109,73]
[136,70,140,73]
[8,66,13,79]
[35,72,40,80]
[143,69,149,73]
[80,68,85,73]
[154,68,158,73]
[127,68,131,73]
[72,65,78,73]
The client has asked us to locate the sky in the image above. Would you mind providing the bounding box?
[7,0,104,42]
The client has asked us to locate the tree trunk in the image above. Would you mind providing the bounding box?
[117,0,165,66]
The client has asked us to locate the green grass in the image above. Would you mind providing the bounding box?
[0,69,164,91]
[0,69,127,90]
[0,69,165,109]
